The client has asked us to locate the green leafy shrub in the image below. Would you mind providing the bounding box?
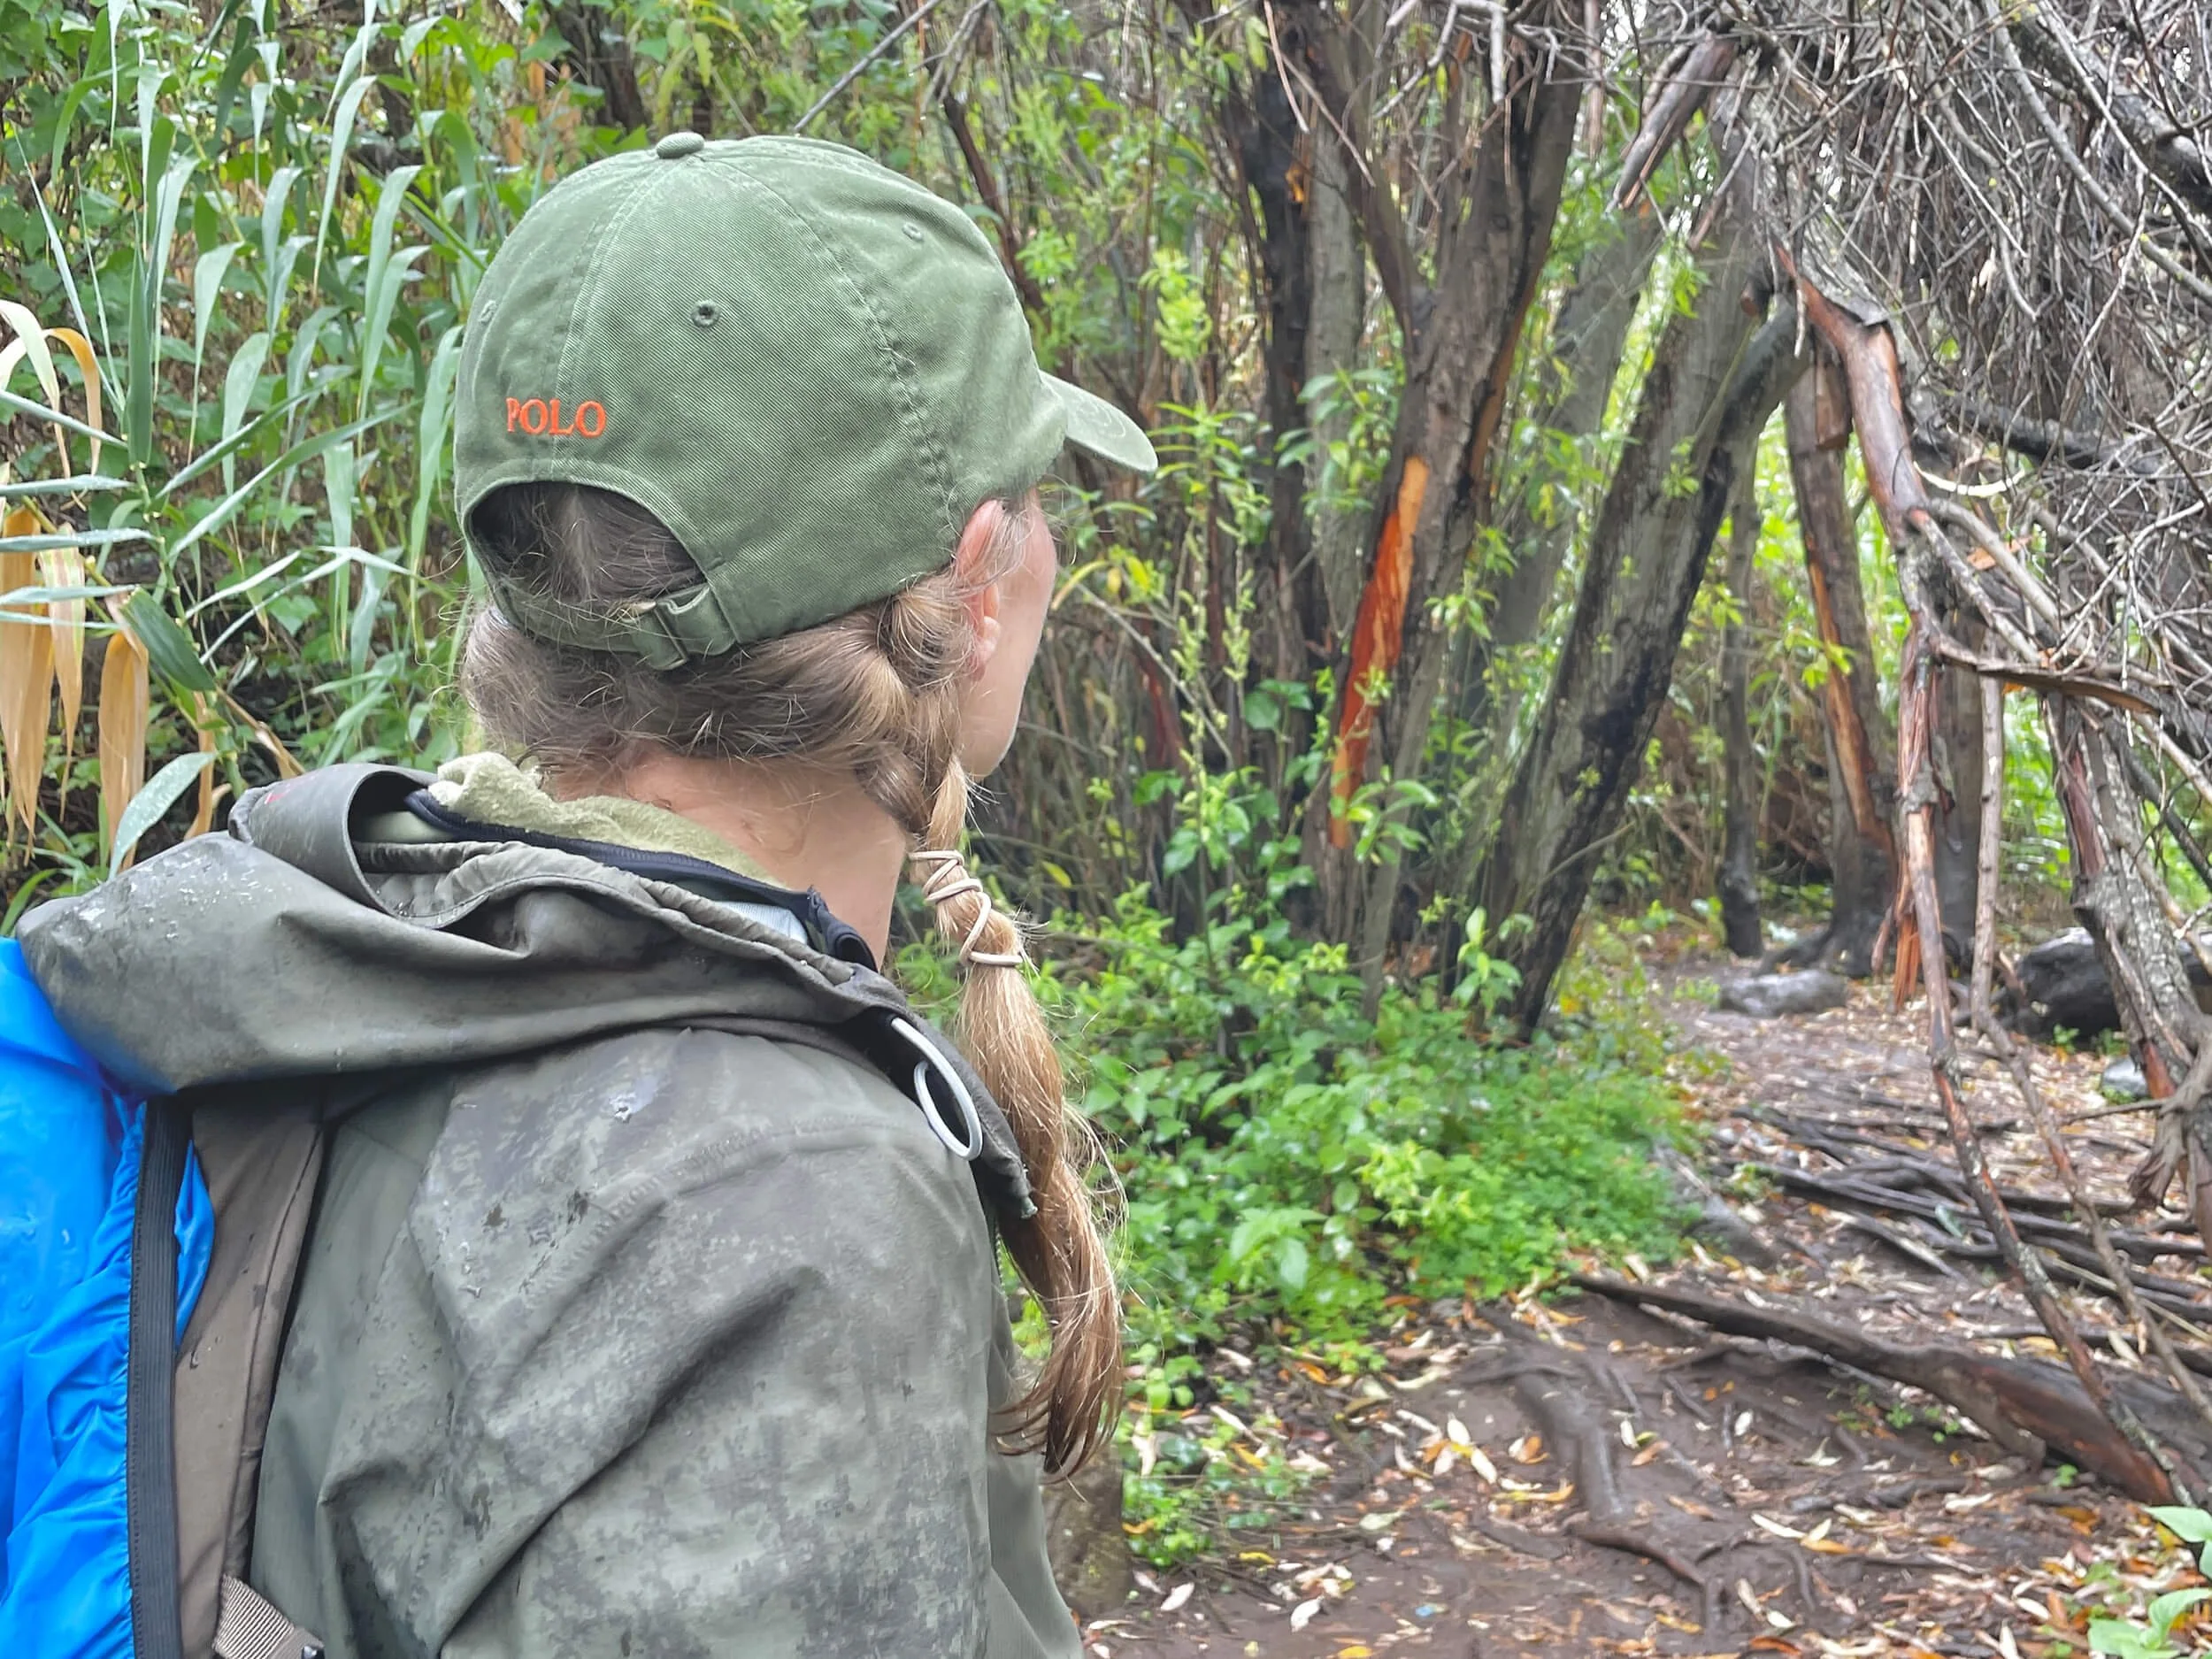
[902,880,1694,1563]
[1048,890,1692,1351]
[2087,1508,2212,1658]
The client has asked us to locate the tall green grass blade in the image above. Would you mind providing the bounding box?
[288,305,339,402]
[0,593,133,628]
[216,329,273,494]
[110,751,217,874]
[259,164,300,325]
[0,528,152,553]
[407,326,463,567]
[0,583,136,608]
[191,242,242,372]
[250,38,280,148]
[190,240,243,426]
[130,153,196,467]
[134,51,160,184]
[47,77,97,180]
[166,403,409,564]
[180,550,300,618]
[166,379,310,502]
[349,563,388,672]
[120,590,219,695]
[26,165,98,351]
[323,440,356,551]
[400,14,442,58]
[0,476,132,499]
[268,236,307,334]
[0,302,63,415]
[312,76,375,290]
[198,549,402,664]
[0,388,118,448]
[324,439,357,649]
[208,12,256,150]
[329,2,378,104]
[161,382,311,504]
[357,247,426,417]
[357,164,424,417]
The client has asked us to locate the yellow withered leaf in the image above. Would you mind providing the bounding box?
[0,313,104,475]
[0,525,55,836]
[43,328,104,479]
[186,694,220,838]
[99,611,150,860]
[40,545,85,747]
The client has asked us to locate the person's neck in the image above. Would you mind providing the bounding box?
[576,752,907,962]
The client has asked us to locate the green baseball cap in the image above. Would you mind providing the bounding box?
[454,132,1155,667]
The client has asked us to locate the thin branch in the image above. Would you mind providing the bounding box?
[795,0,952,131]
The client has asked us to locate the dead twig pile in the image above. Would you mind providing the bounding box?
[1602,0,2212,1501]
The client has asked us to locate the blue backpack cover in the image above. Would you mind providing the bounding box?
[0,937,211,1657]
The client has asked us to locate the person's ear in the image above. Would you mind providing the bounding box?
[952,498,1006,675]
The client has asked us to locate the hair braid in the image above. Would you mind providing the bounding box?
[917,758,1123,1471]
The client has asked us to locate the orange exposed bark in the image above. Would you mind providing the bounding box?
[1775,249,1932,533]
[1328,455,1429,847]
[1812,352,1852,451]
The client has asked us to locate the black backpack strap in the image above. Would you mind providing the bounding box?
[127,1097,189,1659]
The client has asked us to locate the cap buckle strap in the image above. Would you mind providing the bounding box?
[487,571,693,669]
[618,601,692,672]
[909,849,1025,968]
[654,580,744,662]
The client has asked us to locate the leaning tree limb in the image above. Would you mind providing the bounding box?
[1970,677,2212,1473]
[1774,363,1896,976]
[1573,1274,2208,1500]
[1778,247,2179,1502]
[1717,465,1763,957]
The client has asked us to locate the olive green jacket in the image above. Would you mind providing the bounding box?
[19,764,1079,1659]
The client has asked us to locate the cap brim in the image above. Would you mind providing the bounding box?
[1045,375,1156,474]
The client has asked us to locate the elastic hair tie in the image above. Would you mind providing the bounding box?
[910,849,1026,969]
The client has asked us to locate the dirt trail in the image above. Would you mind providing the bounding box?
[1094,951,2199,1657]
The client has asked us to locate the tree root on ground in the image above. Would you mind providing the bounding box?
[1485,1317,1728,1629]
[1458,1514,1570,1559]
[1573,1272,2212,1499]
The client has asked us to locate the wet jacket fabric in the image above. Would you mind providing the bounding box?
[18,762,1079,1659]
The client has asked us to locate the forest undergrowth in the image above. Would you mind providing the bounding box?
[904,887,1702,1574]
[1064,929,2212,1659]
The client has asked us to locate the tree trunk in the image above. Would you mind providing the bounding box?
[1307,127,1367,649]
[1779,366,1896,976]
[1469,204,1663,753]
[1225,43,1322,686]
[2047,704,2212,1239]
[550,5,649,133]
[1717,469,1763,957]
[1285,0,1585,977]
[1474,212,1809,1033]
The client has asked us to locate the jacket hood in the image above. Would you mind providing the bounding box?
[17,764,1031,1212]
